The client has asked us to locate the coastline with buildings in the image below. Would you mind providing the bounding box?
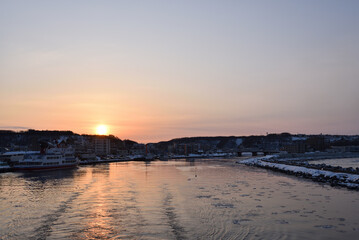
[1,132,359,238]
[1,130,359,190]
[1,130,359,177]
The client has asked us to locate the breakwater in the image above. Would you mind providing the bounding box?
[239,156,359,190]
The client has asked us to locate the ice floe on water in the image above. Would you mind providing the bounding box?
[238,156,359,190]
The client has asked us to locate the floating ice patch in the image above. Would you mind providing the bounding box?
[213,203,234,208]
[276,220,289,224]
[232,219,240,225]
[239,156,359,189]
[314,225,336,229]
[196,195,212,199]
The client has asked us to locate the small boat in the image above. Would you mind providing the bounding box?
[129,154,146,161]
[78,153,101,165]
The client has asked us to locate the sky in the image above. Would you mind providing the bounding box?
[1,0,359,143]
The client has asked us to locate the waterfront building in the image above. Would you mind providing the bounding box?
[95,137,110,155]
[130,144,146,155]
[283,141,306,153]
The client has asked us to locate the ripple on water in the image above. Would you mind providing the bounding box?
[1,160,359,239]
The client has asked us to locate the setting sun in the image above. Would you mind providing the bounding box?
[96,125,109,135]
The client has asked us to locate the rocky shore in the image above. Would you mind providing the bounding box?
[238,155,359,190]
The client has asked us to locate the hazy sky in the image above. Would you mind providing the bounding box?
[1,0,358,142]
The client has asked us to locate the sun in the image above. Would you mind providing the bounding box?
[96,125,108,135]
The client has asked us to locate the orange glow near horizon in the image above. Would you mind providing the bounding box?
[96,125,109,135]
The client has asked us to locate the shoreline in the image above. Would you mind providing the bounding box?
[238,154,359,190]
[0,155,238,173]
[276,152,359,162]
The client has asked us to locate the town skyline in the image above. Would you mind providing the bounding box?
[1,128,359,145]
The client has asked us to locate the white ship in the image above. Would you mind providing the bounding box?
[1,151,39,165]
[13,142,79,171]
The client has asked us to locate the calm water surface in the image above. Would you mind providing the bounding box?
[310,157,359,168]
[1,159,359,239]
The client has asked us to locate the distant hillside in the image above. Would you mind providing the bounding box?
[0,130,138,151]
[154,136,244,152]
[152,133,359,152]
[1,130,358,153]
[0,130,76,150]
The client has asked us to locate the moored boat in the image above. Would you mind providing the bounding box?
[13,142,79,171]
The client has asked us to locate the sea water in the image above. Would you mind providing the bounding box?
[0,159,358,239]
[310,157,359,169]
